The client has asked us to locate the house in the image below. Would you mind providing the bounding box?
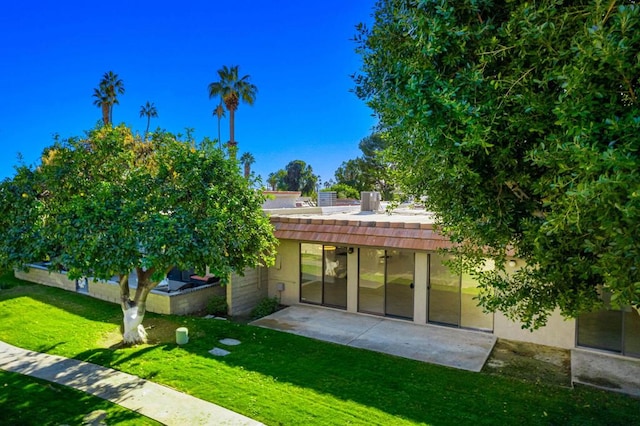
[254,194,640,397]
[16,191,640,396]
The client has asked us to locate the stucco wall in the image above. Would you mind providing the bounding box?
[346,248,358,312]
[267,240,300,306]
[413,252,429,324]
[493,310,576,349]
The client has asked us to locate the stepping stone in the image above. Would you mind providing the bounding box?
[213,316,227,320]
[219,338,241,346]
[209,347,231,356]
[203,314,215,319]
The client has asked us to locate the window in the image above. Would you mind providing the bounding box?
[577,293,640,358]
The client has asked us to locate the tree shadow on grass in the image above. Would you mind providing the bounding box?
[169,316,640,426]
[4,283,638,425]
[0,370,159,425]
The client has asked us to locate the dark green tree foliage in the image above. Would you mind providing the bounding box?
[323,183,361,199]
[273,160,318,196]
[355,0,640,327]
[334,133,394,199]
[0,125,277,342]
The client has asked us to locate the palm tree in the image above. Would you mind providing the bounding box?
[92,71,125,125]
[139,101,158,139]
[208,65,257,158]
[101,71,125,124]
[239,152,255,179]
[213,103,226,149]
[92,87,110,125]
[267,173,277,191]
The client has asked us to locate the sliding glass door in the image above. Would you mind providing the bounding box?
[358,248,414,320]
[323,246,348,308]
[300,243,347,309]
[358,248,385,314]
[428,254,460,326]
[428,253,493,331]
[300,244,323,304]
[386,250,414,319]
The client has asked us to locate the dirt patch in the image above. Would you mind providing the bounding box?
[97,317,184,348]
[483,339,571,387]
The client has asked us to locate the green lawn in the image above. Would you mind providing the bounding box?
[0,370,160,425]
[0,273,638,425]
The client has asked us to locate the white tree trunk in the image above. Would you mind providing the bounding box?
[122,305,147,344]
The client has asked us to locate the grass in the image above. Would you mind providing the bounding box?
[0,273,639,425]
[0,370,160,425]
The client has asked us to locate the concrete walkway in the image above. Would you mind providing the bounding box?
[0,341,262,426]
[252,305,496,372]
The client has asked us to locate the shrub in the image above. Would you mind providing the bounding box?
[206,295,228,316]
[250,297,280,319]
[323,183,360,200]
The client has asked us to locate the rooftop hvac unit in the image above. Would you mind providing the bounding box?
[318,191,336,207]
[361,191,381,211]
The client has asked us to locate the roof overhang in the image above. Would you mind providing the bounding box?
[270,216,452,251]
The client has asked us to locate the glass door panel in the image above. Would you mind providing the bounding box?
[428,254,460,326]
[300,243,322,304]
[460,272,492,331]
[386,250,414,319]
[577,310,623,352]
[623,308,640,357]
[358,248,385,315]
[323,246,347,308]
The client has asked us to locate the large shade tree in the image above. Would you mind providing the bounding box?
[271,160,318,196]
[208,65,257,157]
[355,1,640,327]
[0,125,277,343]
[335,133,394,199]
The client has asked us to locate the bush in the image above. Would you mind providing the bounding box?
[250,297,280,319]
[324,183,360,200]
[206,295,228,316]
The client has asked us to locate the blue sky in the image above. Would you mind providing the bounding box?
[0,0,377,185]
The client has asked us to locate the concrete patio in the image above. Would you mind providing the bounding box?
[251,304,497,372]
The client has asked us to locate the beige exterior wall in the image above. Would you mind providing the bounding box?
[16,267,224,316]
[413,252,429,324]
[267,240,300,306]
[15,267,76,292]
[264,241,578,350]
[227,267,268,316]
[346,249,358,312]
[88,279,121,305]
[170,285,225,315]
[88,279,227,315]
[493,310,576,349]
